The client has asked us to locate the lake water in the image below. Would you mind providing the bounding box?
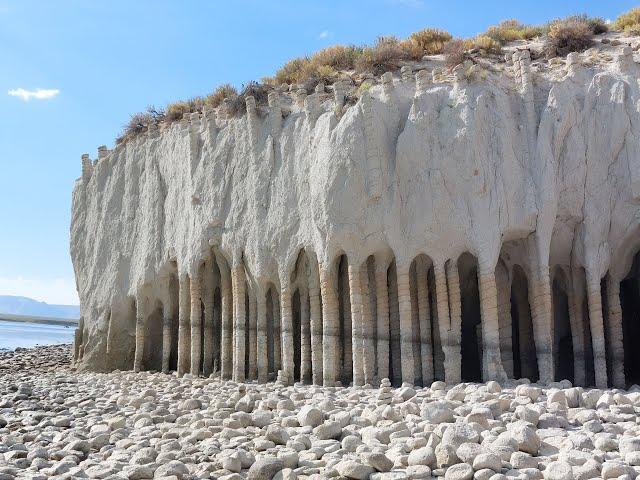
[0,320,75,351]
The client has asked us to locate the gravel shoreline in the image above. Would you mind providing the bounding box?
[1,345,640,480]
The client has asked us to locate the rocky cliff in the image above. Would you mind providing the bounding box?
[70,46,640,389]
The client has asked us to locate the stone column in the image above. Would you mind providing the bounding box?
[321,267,339,386]
[586,271,608,388]
[360,266,376,385]
[348,262,365,386]
[300,288,312,383]
[568,269,586,386]
[397,263,415,385]
[219,262,233,379]
[161,297,173,374]
[232,264,246,382]
[133,295,147,373]
[478,267,507,382]
[417,262,433,385]
[280,283,294,384]
[177,276,191,377]
[74,317,84,363]
[444,261,462,384]
[496,265,514,378]
[375,262,390,382]
[606,276,625,388]
[248,289,257,380]
[309,277,323,385]
[528,267,554,384]
[273,292,282,372]
[256,286,268,383]
[202,266,215,376]
[190,272,202,376]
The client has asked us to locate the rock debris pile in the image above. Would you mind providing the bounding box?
[2,346,640,479]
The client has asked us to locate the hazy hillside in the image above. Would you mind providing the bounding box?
[0,295,79,319]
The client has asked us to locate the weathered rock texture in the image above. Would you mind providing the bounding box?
[72,47,640,389]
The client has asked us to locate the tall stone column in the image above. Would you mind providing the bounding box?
[433,263,452,383]
[375,262,390,382]
[496,265,514,378]
[397,263,415,385]
[417,262,433,385]
[586,271,608,388]
[202,266,215,376]
[177,275,191,377]
[232,264,246,382]
[568,269,586,386]
[528,267,554,384]
[444,261,462,384]
[321,267,339,386]
[248,289,257,380]
[256,286,268,383]
[219,262,233,379]
[190,271,202,376]
[273,292,282,372]
[606,277,625,388]
[161,296,173,374]
[478,267,507,382]
[360,266,376,384]
[348,262,365,386]
[309,277,323,385]
[133,295,147,373]
[74,316,84,363]
[300,288,312,383]
[280,283,294,384]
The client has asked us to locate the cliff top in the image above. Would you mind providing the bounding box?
[89,7,640,154]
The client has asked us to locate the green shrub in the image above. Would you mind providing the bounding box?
[409,28,452,54]
[545,17,594,57]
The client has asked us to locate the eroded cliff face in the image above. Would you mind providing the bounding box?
[70,48,640,387]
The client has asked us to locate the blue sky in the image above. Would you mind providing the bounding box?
[0,0,635,305]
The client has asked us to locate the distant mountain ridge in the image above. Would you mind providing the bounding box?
[0,295,79,319]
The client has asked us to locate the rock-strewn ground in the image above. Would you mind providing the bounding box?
[1,346,640,480]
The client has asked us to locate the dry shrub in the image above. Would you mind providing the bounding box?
[119,106,165,142]
[585,16,609,34]
[545,17,594,57]
[615,7,640,33]
[273,57,310,85]
[472,35,503,55]
[227,81,271,116]
[311,45,363,70]
[443,38,469,68]
[272,50,348,87]
[205,84,238,109]
[485,19,547,44]
[355,36,414,74]
[409,28,452,54]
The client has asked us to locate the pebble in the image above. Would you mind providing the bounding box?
[1,345,640,480]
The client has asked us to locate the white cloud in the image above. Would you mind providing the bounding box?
[318,30,332,40]
[0,276,78,305]
[8,88,60,101]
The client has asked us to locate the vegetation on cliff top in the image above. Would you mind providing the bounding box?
[116,7,634,145]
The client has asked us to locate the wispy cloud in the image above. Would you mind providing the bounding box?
[386,0,424,7]
[0,276,78,305]
[318,30,332,40]
[8,88,60,101]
